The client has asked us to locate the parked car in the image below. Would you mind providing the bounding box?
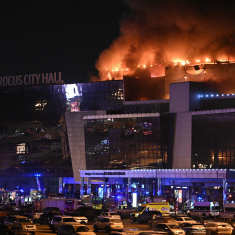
[76,225,96,235]
[180,223,206,235]
[4,215,33,228]
[51,216,81,232]
[10,221,37,235]
[0,224,12,235]
[94,217,124,232]
[57,224,76,235]
[72,216,88,224]
[153,222,185,235]
[65,206,100,221]
[204,221,233,235]
[100,211,121,219]
[135,210,162,223]
[173,216,198,225]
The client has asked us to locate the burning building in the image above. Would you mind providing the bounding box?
[93,0,235,98]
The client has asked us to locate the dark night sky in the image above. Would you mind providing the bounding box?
[0,1,128,82]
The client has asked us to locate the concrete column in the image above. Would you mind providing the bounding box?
[127,178,131,202]
[87,178,91,195]
[172,112,192,168]
[223,179,227,210]
[80,177,84,198]
[58,177,63,194]
[157,178,162,196]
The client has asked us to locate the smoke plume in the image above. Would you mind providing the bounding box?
[96,0,235,81]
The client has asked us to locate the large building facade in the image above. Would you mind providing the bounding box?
[65,79,235,206]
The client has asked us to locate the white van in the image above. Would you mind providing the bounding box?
[189,202,220,217]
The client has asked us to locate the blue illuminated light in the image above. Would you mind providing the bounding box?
[205,94,209,98]
[227,94,230,96]
[20,189,24,193]
[222,94,225,96]
[197,196,203,202]
[197,94,201,99]
[216,94,219,97]
[34,173,41,177]
[210,94,214,97]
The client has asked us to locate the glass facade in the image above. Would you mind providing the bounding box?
[192,113,235,169]
[84,116,168,170]
[0,85,72,178]
[79,80,124,111]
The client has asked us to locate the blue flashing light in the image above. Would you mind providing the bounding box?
[210,94,214,97]
[34,173,41,177]
[197,94,201,99]
[197,196,203,202]
[200,95,204,98]
[20,189,24,193]
[216,94,219,97]
[222,94,225,96]
[227,94,230,96]
[116,195,122,200]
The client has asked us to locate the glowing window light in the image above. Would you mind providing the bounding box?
[65,84,81,99]
[132,192,137,208]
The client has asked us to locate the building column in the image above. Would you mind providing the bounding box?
[87,178,91,195]
[80,177,84,198]
[157,178,162,196]
[223,179,228,210]
[58,177,63,194]
[172,112,192,169]
[127,178,131,202]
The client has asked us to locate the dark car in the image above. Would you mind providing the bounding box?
[57,224,76,235]
[39,212,58,225]
[65,206,100,221]
[0,224,12,235]
[43,207,61,214]
[136,211,162,223]
[180,223,206,235]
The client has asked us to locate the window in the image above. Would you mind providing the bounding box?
[33,99,47,111]
[16,143,28,154]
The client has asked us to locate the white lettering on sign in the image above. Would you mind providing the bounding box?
[0,72,64,87]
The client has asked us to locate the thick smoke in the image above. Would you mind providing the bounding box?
[96,0,235,80]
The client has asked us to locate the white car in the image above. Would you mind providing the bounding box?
[75,225,96,235]
[153,222,185,235]
[101,211,121,219]
[51,216,81,232]
[72,216,88,224]
[94,217,124,232]
[204,221,233,234]
[174,216,198,224]
[109,218,124,232]
[180,223,206,234]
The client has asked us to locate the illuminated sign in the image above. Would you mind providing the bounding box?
[0,72,63,87]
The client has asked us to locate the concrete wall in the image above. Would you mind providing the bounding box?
[65,111,105,181]
[170,82,190,113]
[170,82,192,168]
[172,112,192,168]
